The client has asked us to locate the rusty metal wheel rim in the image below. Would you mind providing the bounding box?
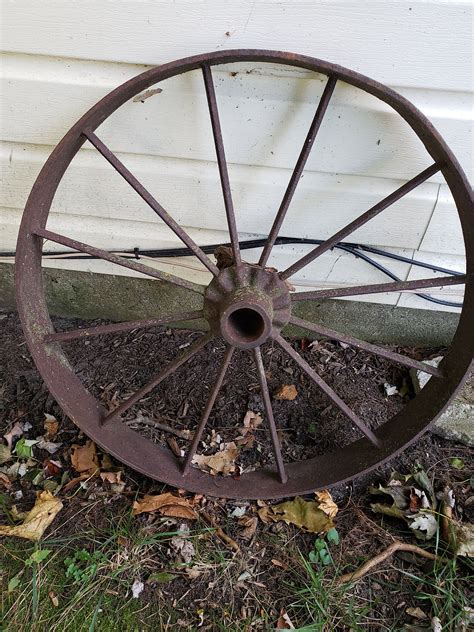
[15,50,473,499]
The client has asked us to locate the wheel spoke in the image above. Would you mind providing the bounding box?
[259,76,337,267]
[83,129,220,277]
[281,163,441,279]
[289,315,443,377]
[275,335,381,447]
[34,227,203,294]
[291,274,468,301]
[45,310,204,343]
[253,346,288,483]
[103,333,212,424]
[182,345,235,475]
[202,64,241,269]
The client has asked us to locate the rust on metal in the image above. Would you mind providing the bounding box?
[15,50,473,499]
[289,315,443,377]
[204,262,291,350]
[83,129,220,277]
[258,75,338,268]
[291,273,469,302]
[182,345,235,476]
[103,333,213,425]
[202,64,242,270]
[253,346,288,484]
[44,310,204,342]
[34,227,202,293]
[275,335,382,448]
[280,163,441,280]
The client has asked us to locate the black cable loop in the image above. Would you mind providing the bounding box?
[3,237,464,308]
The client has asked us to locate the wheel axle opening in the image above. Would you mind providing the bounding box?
[227,307,265,344]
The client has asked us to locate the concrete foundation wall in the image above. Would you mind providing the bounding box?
[1,264,459,347]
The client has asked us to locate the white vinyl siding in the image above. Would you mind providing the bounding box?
[1,1,472,312]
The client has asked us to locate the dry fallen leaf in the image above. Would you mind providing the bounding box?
[432,616,442,632]
[214,244,234,269]
[201,511,240,552]
[6,462,28,480]
[276,608,295,629]
[239,411,262,436]
[170,536,195,563]
[100,471,126,493]
[131,579,144,598]
[169,525,195,563]
[274,384,298,401]
[36,440,62,455]
[0,444,12,465]
[315,490,339,519]
[451,521,474,557]
[43,459,62,477]
[132,492,197,520]
[100,471,122,485]
[11,505,27,520]
[271,559,289,570]
[406,606,427,620]
[70,440,99,475]
[268,497,334,534]
[369,467,438,541]
[230,506,247,518]
[48,590,59,607]
[409,488,422,513]
[167,436,182,458]
[62,473,90,492]
[192,442,238,476]
[44,414,59,439]
[257,504,273,524]
[238,515,258,540]
[3,422,23,449]
[0,490,63,541]
[186,566,202,579]
[0,472,12,489]
[236,411,262,449]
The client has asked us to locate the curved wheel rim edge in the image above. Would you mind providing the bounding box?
[14,49,474,498]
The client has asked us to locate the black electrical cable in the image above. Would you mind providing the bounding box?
[1,237,464,307]
[352,243,464,277]
[333,244,463,307]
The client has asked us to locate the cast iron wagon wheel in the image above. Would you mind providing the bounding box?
[15,50,473,499]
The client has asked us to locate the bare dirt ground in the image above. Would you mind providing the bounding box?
[0,311,472,631]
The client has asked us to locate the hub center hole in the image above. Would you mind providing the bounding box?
[228,308,265,343]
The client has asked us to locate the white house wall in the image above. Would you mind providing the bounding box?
[0,0,472,314]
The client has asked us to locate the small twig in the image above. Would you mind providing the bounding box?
[63,470,99,494]
[337,540,446,584]
[201,511,240,553]
[126,416,192,440]
[439,487,454,544]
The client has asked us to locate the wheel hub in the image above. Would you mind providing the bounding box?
[204,263,291,349]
